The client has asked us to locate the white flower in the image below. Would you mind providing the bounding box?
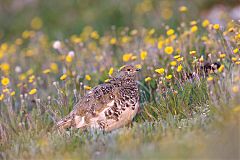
[53,40,61,50]
[53,81,57,86]
[15,66,22,73]
[68,50,75,57]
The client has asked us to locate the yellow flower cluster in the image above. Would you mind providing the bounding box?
[0,14,239,109]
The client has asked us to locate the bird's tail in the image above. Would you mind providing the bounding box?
[56,115,74,129]
[56,118,72,129]
[56,112,85,130]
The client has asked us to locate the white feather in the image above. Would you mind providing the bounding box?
[76,116,85,128]
[107,100,115,107]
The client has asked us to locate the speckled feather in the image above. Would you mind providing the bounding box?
[56,65,140,131]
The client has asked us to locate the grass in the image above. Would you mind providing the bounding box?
[0,5,240,159]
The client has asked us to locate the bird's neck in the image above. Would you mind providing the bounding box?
[121,76,136,82]
[109,76,137,88]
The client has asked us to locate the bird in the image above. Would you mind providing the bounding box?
[56,65,140,132]
[200,61,221,76]
[185,62,221,80]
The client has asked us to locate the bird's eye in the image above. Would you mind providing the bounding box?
[127,69,131,71]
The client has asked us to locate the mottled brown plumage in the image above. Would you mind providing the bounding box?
[56,65,140,131]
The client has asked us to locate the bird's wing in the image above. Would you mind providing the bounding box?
[56,82,119,129]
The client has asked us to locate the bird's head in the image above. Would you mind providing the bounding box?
[117,65,141,79]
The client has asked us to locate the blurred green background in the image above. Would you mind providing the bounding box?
[0,0,239,40]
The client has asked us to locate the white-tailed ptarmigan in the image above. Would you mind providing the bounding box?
[56,65,140,132]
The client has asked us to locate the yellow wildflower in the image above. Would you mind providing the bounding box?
[110,38,117,45]
[84,85,92,90]
[155,68,165,75]
[174,55,181,59]
[26,69,33,76]
[108,67,114,76]
[190,21,197,26]
[0,94,4,101]
[219,53,226,58]
[231,57,237,62]
[15,38,23,46]
[158,40,164,49]
[65,55,73,63]
[207,76,213,82]
[235,34,240,40]
[177,57,184,62]
[213,24,220,30]
[177,65,183,72]
[43,69,51,74]
[202,19,210,27]
[176,48,181,54]
[236,61,240,65]
[144,36,155,45]
[90,31,99,39]
[3,88,9,93]
[191,26,198,33]
[148,29,155,35]
[122,53,133,62]
[29,89,37,95]
[10,91,15,96]
[232,86,239,93]
[145,77,152,82]
[31,17,43,30]
[167,29,174,36]
[1,43,8,51]
[60,74,67,80]
[166,75,172,80]
[190,50,196,55]
[121,36,130,43]
[131,56,137,60]
[140,51,148,60]
[70,35,82,44]
[85,74,91,81]
[50,63,58,73]
[28,78,34,83]
[28,75,35,83]
[1,77,10,86]
[104,79,110,82]
[19,74,26,81]
[164,46,174,55]
[233,48,238,54]
[170,61,177,66]
[170,35,176,42]
[29,75,35,80]
[135,64,142,70]
[201,36,208,41]
[179,6,188,12]
[0,51,3,60]
[22,30,31,39]
[0,63,10,73]
[17,83,22,87]
[218,65,224,72]
[25,49,34,57]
